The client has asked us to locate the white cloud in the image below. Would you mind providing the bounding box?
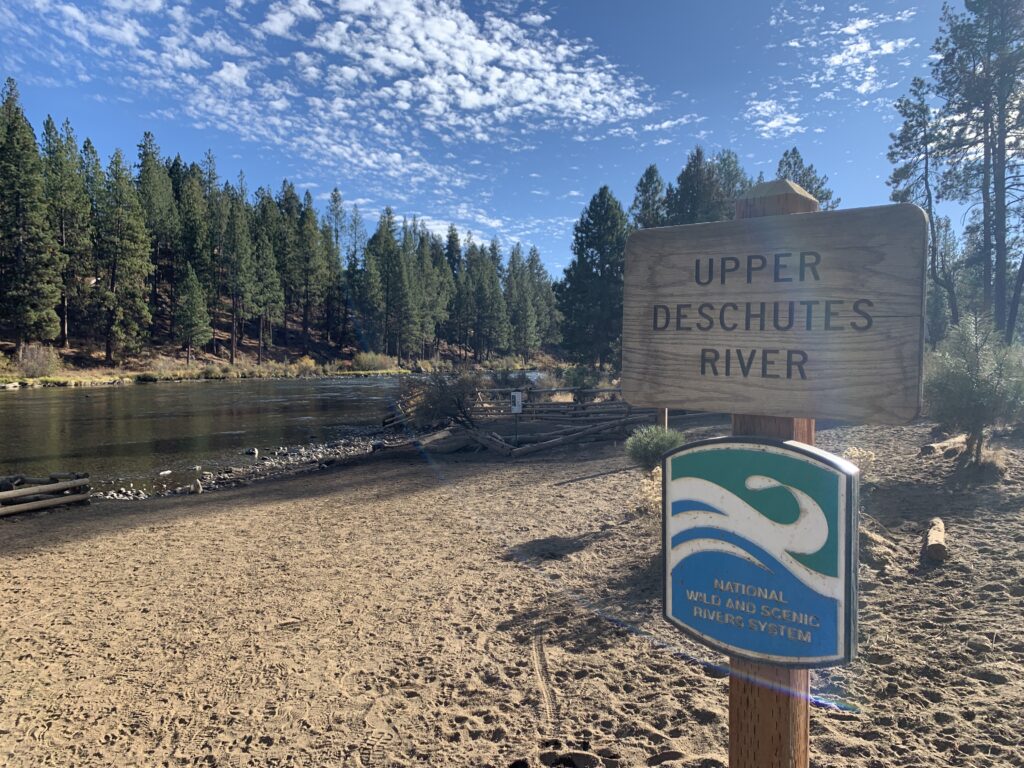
[744,98,806,139]
[642,114,704,131]
[210,61,250,91]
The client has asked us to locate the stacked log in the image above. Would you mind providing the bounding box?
[0,473,91,518]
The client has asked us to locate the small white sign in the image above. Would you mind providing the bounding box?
[511,391,524,414]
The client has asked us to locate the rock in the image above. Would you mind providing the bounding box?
[192,465,201,471]
[190,480,203,495]
[246,448,259,459]
[647,751,685,766]
[201,471,214,481]
[158,469,172,476]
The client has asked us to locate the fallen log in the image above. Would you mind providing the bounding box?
[919,434,966,458]
[0,492,91,518]
[467,430,514,456]
[923,517,948,562]
[0,477,91,503]
[509,417,633,458]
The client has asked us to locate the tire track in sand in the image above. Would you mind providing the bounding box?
[531,624,559,737]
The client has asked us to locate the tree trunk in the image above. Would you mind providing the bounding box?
[993,113,1007,331]
[258,315,265,366]
[230,296,238,365]
[981,116,993,315]
[186,340,192,366]
[59,290,70,348]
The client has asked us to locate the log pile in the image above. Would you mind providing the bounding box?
[0,473,91,518]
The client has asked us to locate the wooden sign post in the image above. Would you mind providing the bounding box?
[623,179,927,767]
[730,181,817,768]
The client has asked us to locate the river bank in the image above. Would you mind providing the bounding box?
[1,422,1022,766]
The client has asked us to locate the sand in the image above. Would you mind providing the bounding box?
[0,421,1022,767]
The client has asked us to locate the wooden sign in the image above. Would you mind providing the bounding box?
[621,204,927,424]
[663,438,858,667]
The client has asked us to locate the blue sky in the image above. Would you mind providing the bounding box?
[1,0,951,273]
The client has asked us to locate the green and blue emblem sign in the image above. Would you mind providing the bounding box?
[663,437,858,667]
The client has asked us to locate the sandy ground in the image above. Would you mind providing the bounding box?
[1,422,1022,767]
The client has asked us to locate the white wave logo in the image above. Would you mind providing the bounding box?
[667,476,840,600]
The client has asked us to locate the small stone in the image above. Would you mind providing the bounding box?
[190,480,203,495]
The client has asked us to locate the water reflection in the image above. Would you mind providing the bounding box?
[0,377,400,489]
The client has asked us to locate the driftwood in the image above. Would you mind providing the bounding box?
[919,434,966,458]
[509,417,636,457]
[923,517,948,562]
[0,474,91,518]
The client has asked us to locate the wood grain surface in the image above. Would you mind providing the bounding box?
[621,203,927,424]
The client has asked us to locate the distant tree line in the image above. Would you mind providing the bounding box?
[0,77,560,365]
[887,0,1023,344]
[555,145,837,368]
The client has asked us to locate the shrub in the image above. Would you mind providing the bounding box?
[352,351,397,371]
[925,315,1024,464]
[625,425,686,471]
[17,344,62,378]
[491,368,531,389]
[294,356,319,376]
[402,370,484,428]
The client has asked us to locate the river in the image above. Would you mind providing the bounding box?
[0,377,401,491]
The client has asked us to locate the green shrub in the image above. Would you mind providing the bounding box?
[352,351,397,371]
[17,344,62,378]
[625,425,686,471]
[925,314,1024,464]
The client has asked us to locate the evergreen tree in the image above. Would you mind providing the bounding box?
[889,76,960,326]
[665,146,729,225]
[275,180,302,346]
[0,79,61,355]
[629,164,667,229]
[174,263,212,364]
[556,186,627,367]
[444,224,462,276]
[776,147,840,209]
[223,184,255,363]
[94,149,153,363]
[137,131,181,336]
[370,208,414,357]
[251,232,283,364]
[297,190,328,349]
[713,149,753,212]
[41,116,92,347]
[526,245,560,346]
[505,242,539,362]
[467,238,509,360]
[178,171,210,300]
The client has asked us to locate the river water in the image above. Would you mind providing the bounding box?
[0,377,401,491]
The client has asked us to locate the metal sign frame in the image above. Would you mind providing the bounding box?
[662,436,858,668]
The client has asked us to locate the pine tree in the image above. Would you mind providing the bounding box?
[223,184,255,363]
[776,147,840,209]
[888,76,960,326]
[526,245,560,345]
[444,224,461,276]
[174,263,212,364]
[505,243,539,362]
[629,164,666,229]
[297,190,328,350]
[95,149,153,363]
[664,146,729,225]
[466,240,509,360]
[41,116,92,347]
[0,79,61,355]
[276,180,302,347]
[713,149,753,212]
[137,131,181,337]
[556,186,627,367]
[251,232,283,365]
[178,170,210,300]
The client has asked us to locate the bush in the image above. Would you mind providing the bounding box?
[925,315,1024,464]
[402,370,484,428]
[294,355,319,376]
[352,351,397,371]
[625,425,686,471]
[490,368,531,389]
[17,344,62,378]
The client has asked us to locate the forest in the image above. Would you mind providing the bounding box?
[0,1,1020,375]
